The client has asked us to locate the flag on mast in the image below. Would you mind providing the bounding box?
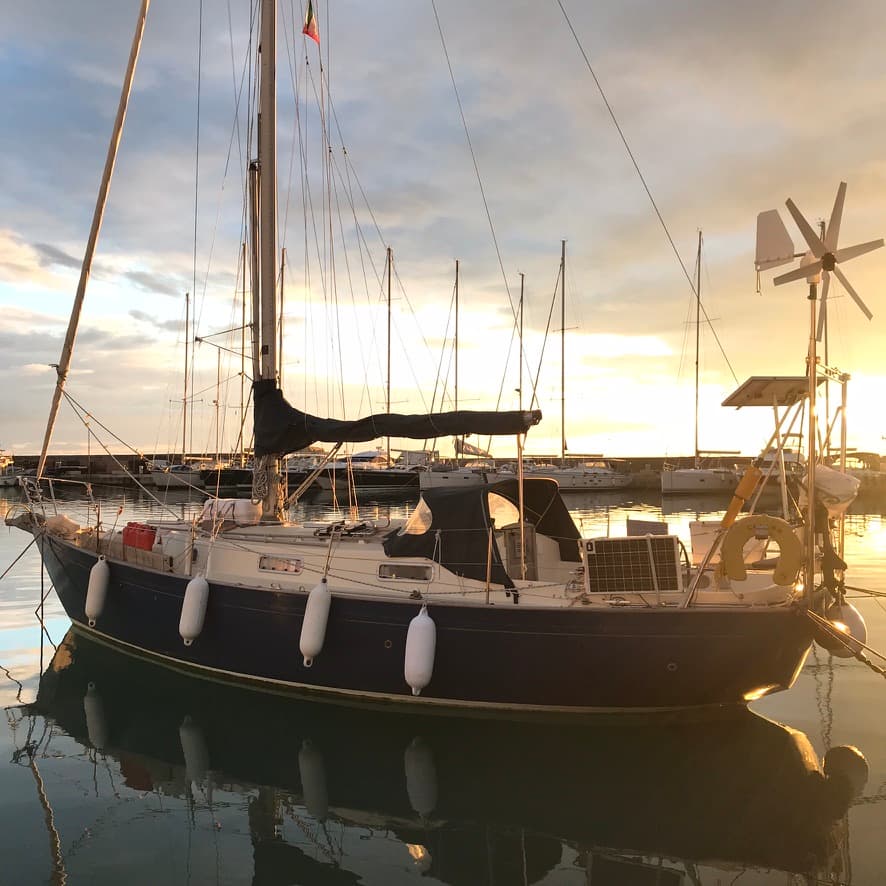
[302,0,320,44]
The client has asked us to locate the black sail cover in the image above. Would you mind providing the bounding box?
[253,380,542,457]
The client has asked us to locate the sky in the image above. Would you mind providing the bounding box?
[2,0,886,461]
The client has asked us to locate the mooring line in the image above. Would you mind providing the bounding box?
[0,662,24,703]
[0,536,37,582]
[807,609,886,680]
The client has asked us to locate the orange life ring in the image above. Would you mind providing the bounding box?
[720,514,803,586]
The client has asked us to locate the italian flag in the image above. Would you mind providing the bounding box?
[303,0,320,44]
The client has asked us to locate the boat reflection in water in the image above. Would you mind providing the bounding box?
[22,629,864,885]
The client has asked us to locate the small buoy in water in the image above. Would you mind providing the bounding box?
[83,682,108,751]
[85,556,110,627]
[824,745,869,799]
[298,739,328,822]
[404,737,437,817]
[404,605,436,696]
[299,579,331,667]
[179,576,210,646]
[179,714,210,787]
[816,601,867,658]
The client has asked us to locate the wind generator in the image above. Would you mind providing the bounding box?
[756,181,883,339]
[755,181,883,609]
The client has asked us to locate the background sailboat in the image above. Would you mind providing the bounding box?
[524,242,631,491]
[662,232,738,495]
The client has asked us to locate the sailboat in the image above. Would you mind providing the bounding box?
[661,232,739,494]
[523,242,631,492]
[7,1,876,715]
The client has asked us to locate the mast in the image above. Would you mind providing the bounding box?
[454,258,460,461]
[183,292,190,463]
[240,241,246,467]
[258,0,278,382]
[518,273,526,580]
[386,246,392,464]
[279,247,286,387]
[560,240,566,468]
[37,0,150,479]
[454,259,459,413]
[214,348,221,464]
[256,0,280,518]
[694,231,702,469]
[248,162,261,382]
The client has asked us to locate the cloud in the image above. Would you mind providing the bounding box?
[124,270,184,297]
[32,242,81,270]
[130,309,183,332]
[2,1,885,457]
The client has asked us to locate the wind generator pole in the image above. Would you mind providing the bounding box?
[258,0,280,519]
[560,240,566,468]
[805,280,818,605]
[37,0,150,479]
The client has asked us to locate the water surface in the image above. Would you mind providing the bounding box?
[1,486,884,884]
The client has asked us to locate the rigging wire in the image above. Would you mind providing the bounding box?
[554,0,737,385]
[191,0,204,457]
[431,1,524,420]
[429,1,513,313]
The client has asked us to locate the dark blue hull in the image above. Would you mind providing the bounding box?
[40,533,813,712]
[29,629,848,876]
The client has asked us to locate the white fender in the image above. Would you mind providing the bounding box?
[818,601,867,658]
[824,745,869,798]
[179,576,210,646]
[83,682,108,751]
[85,556,110,627]
[721,515,803,585]
[404,605,436,696]
[299,579,331,667]
[404,737,437,817]
[179,715,210,787]
[298,739,328,822]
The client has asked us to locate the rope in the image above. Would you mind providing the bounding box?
[554,0,738,384]
[0,662,24,703]
[60,391,195,518]
[251,454,272,502]
[430,1,513,314]
[0,537,37,582]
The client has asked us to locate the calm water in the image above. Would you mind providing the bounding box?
[1,485,885,885]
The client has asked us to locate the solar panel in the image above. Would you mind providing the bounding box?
[722,375,823,408]
[583,536,681,595]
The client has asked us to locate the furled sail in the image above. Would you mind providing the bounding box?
[253,380,542,457]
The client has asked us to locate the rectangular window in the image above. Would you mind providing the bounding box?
[378,563,432,581]
[259,555,304,574]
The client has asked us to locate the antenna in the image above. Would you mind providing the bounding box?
[756,182,883,339]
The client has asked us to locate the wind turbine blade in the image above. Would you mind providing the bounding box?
[816,271,830,341]
[785,198,826,258]
[833,265,874,320]
[755,209,796,270]
[834,238,885,264]
[824,181,847,252]
[774,259,823,286]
